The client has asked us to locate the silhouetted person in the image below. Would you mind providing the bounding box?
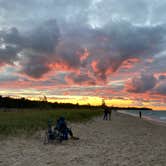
[103,106,110,120]
[108,107,112,120]
[139,111,142,119]
[103,107,108,120]
[55,117,79,140]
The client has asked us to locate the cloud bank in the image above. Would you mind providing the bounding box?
[0,0,166,108]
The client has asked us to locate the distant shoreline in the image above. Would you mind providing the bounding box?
[117,110,166,127]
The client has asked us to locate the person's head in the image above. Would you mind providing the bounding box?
[59,116,65,121]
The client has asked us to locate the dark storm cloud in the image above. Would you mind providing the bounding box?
[154,81,166,95]
[1,18,166,81]
[56,41,83,69]
[0,27,21,64]
[159,75,166,80]
[147,56,166,73]
[20,54,50,78]
[20,20,60,78]
[126,73,157,93]
[54,19,166,83]
[1,27,23,45]
[85,20,166,81]
[66,72,95,85]
[109,21,165,56]
[1,19,60,53]
[26,20,60,53]
[0,45,19,65]
[0,0,166,85]
[0,19,60,78]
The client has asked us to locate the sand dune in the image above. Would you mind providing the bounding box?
[0,112,166,166]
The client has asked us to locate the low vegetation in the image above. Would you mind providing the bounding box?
[0,95,151,136]
[0,108,102,136]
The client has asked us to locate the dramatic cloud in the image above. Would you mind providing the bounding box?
[155,84,166,95]
[0,0,166,109]
[0,19,60,78]
[26,20,60,53]
[159,75,166,80]
[126,73,157,93]
[1,1,166,80]
[154,80,166,95]
[65,72,95,85]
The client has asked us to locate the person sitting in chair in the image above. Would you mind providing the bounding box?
[55,117,79,140]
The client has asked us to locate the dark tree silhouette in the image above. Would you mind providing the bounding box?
[0,95,152,111]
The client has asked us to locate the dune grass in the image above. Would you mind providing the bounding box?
[0,108,102,136]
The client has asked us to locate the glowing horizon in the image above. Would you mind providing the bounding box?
[2,93,165,111]
[0,0,166,111]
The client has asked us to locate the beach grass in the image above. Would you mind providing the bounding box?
[0,108,102,136]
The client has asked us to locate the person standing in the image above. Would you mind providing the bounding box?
[108,107,112,120]
[139,110,142,119]
[103,106,108,120]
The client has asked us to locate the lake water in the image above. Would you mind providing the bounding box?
[118,109,166,125]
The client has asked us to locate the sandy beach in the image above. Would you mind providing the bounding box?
[0,112,166,166]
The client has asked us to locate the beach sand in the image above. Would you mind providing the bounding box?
[0,112,166,166]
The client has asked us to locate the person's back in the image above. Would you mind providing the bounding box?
[56,117,67,132]
[55,116,79,140]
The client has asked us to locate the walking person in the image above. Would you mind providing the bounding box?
[108,107,112,120]
[139,110,142,119]
[103,106,108,120]
[102,99,111,120]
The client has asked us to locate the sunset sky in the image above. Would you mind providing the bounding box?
[0,0,166,110]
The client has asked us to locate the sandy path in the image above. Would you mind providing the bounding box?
[0,112,166,166]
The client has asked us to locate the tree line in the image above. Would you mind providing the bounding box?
[0,96,152,111]
[0,96,93,110]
